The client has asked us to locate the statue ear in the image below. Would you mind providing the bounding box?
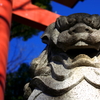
[41,23,55,44]
[41,33,50,44]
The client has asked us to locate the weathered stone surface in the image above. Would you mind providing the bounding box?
[24,13,100,100]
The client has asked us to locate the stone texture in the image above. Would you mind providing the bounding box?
[24,13,100,100]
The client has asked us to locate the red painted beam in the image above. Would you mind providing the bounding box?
[0,0,12,100]
[12,0,60,31]
[52,0,81,8]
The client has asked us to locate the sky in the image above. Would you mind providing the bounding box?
[8,0,100,71]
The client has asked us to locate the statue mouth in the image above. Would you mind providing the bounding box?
[66,48,99,59]
[66,41,100,59]
[64,41,100,68]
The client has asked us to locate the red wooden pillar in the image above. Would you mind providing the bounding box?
[0,0,12,100]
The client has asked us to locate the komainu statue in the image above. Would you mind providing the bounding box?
[24,13,100,100]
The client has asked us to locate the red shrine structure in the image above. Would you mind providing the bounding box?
[0,0,84,100]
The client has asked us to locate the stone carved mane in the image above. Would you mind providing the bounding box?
[24,13,100,100]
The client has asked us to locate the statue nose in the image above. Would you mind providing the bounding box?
[69,27,93,35]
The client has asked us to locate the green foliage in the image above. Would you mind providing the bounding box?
[11,0,52,41]
[5,63,31,100]
[11,21,39,41]
[32,0,52,11]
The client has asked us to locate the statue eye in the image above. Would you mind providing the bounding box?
[91,16,100,29]
[84,15,100,29]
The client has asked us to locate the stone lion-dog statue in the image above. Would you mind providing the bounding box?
[24,13,100,100]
